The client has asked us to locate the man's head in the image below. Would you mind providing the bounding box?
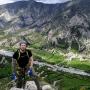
[19,41,27,51]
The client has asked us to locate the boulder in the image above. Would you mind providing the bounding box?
[10,81,37,90]
[10,87,24,90]
[10,81,54,90]
[42,85,53,90]
[25,81,37,90]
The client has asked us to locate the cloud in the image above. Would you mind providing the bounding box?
[0,0,24,5]
[35,0,71,4]
[0,0,71,5]
[0,0,12,5]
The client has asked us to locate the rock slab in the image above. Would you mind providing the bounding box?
[10,81,53,90]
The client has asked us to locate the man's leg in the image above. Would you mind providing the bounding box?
[31,67,42,90]
[16,75,23,88]
[16,68,26,88]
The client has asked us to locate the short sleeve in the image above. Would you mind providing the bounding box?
[13,51,18,60]
[27,49,32,58]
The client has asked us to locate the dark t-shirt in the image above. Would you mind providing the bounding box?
[13,49,32,68]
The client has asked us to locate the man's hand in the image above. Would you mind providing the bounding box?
[12,72,17,80]
[27,68,33,76]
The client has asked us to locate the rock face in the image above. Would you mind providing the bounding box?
[42,85,53,90]
[25,81,37,90]
[0,0,90,31]
[10,81,53,90]
[10,81,37,90]
[10,87,24,90]
[0,0,90,52]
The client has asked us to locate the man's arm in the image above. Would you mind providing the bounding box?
[12,58,16,73]
[28,56,33,68]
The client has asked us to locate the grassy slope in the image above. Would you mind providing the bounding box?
[1,28,90,71]
[0,62,90,90]
[0,29,90,90]
[36,65,90,90]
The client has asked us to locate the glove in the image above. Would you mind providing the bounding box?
[11,72,17,80]
[28,68,33,76]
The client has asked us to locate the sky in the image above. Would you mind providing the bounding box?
[0,0,20,5]
[36,0,71,4]
[0,0,71,5]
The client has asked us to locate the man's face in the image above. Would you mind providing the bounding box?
[20,44,27,51]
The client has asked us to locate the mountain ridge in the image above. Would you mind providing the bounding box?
[0,0,90,52]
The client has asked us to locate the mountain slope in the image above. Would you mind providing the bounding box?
[0,0,90,52]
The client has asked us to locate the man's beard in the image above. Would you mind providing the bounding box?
[20,48,26,52]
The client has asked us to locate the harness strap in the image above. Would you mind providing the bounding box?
[17,49,29,61]
[26,50,29,59]
[17,49,20,60]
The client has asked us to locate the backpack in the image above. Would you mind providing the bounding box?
[17,49,29,60]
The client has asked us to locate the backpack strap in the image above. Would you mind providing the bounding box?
[26,50,29,58]
[17,49,29,60]
[17,49,20,60]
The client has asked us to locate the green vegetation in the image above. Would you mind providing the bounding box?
[32,49,65,64]
[66,59,90,72]
[35,65,90,90]
[0,64,11,78]
[31,48,90,71]
[0,63,12,90]
[0,77,11,90]
[0,61,90,90]
[0,28,90,90]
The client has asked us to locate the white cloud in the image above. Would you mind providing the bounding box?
[0,0,71,5]
[35,0,71,4]
[0,0,23,5]
[0,0,12,5]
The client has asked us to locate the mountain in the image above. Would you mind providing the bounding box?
[0,0,68,29]
[0,0,90,52]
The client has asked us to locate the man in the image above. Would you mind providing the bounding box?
[12,40,42,90]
